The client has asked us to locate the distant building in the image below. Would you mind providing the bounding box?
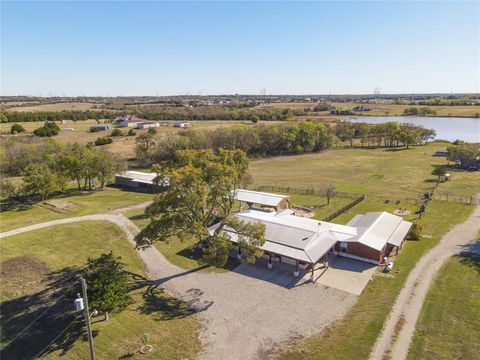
[117,115,145,128]
[136,121,159,129]
[433,150,449,157]
[175,122,191,128]
[352,105,371,112]
[90,124,110,131]
[114,171,168,191]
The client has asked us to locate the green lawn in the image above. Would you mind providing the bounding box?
[0,221,201,359]
[407,253,480,360]
[250,143,479,198]
[275,200,474,360]
[0,187,154,232]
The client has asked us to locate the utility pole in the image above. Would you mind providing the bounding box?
[80,278,96,360]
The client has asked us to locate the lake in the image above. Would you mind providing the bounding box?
[348,116,480,143]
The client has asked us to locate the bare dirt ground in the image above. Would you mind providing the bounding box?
[369,197,480,360]
[0,206,356,360]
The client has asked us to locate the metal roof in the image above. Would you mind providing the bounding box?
[345,212,412,250]
[210,209,357,263]
[116,171,157,184]
[232,189,290,207]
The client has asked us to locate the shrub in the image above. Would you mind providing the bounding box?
[10,123,26,134]
[110,128,123,137]
[94,137,113,146]
[408,223,423,240]
[147,127,157,135]
[33,121,60,137]
[128,129,136,136]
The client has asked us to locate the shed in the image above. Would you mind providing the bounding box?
[232,189,291,211]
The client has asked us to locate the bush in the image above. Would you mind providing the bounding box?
[147,127,157,135]
[408,223,423,240]
[110,128,123,137]
[128,129,136,136]
[33,121,60,137]
[10,123,26,134]
[0,113,8,123]
[94,137,113,146]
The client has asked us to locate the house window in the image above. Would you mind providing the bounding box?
[340,242,348,253]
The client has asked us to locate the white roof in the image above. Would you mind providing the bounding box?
[210,209,357,263]
[345,212,412,250]
[232,189,290,207]
[116,171,157,184]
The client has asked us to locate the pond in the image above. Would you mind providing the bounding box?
[348,116,480,143]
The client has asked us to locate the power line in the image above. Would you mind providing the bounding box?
[31,316,78,360]
[1,277,80,351]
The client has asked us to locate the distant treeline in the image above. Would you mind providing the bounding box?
[135,121,436,166]
[0,107,295,123]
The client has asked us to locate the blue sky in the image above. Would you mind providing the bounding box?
[1,1,479,96]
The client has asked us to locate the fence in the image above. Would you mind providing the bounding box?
[322,195,366,222]
[253,185,362,199]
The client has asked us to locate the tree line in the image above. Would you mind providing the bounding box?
[1,141,123,201]
[136,121,335,165]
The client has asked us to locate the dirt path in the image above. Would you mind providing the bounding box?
[369,199,480,360]
[0,210,356,360]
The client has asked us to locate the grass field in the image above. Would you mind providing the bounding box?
[407,253,480,360]
[0,187,154,232]
[250,143,480,198]
[3,102,100,112]
[275,200,474,360]
[261,101,480,117]
[0,221,201,359]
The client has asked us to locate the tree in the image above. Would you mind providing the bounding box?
[94,150,123,188]
[33,121,60,137]
[432,167,447,183]
[147,127,157,135]
[249,115,260,124]
[324,184,337,205]
[84,252,132,320]
[135,149,264,267]
[128,128,136,136]
[225,218,265,264]
[110,128,123,137]
[10,123,26,134]
[135,133,156,164]
[448,143,480,166]
[23,162,64,200]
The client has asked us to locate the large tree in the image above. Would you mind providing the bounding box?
[22,162,65,200]
[84,252,132,321]
[135,149,265,267]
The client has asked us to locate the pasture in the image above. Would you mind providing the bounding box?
[0,221,201,359]
[407,252,480,360]
[250,143,479,199]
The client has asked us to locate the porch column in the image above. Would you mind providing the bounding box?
[310,262,315,280]
[294,260,299,277]
[268,253,273,269]
[237,245,242,260]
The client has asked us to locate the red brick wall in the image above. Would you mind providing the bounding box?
[335,242,383,262]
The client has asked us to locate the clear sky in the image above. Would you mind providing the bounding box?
[1,1,479,96]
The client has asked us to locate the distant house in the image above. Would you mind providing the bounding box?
[117,115,145,128]
[433,149,449,157]
[62,128,74,131]
[114,171,168,191]
[175,122,190,128]
[136,121,159,129]
[352,105,371,112]
[90,124,110,131]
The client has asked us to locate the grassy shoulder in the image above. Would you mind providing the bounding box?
[275,200,474,360]
[407,253,480,360]
[0,221,201,359]
[0,187,154,232]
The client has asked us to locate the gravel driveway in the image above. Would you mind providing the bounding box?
[0,210,357,360]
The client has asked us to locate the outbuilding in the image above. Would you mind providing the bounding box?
[114,171,168,191]
[232,189,291,211]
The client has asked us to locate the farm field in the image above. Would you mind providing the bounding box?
[0,187,154,232]
[275,200,475,360]
[0,221,201,359]
[261,101,480,117]
[250,143,480,199]
[2,102,100,112]
[407,252,480,360]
